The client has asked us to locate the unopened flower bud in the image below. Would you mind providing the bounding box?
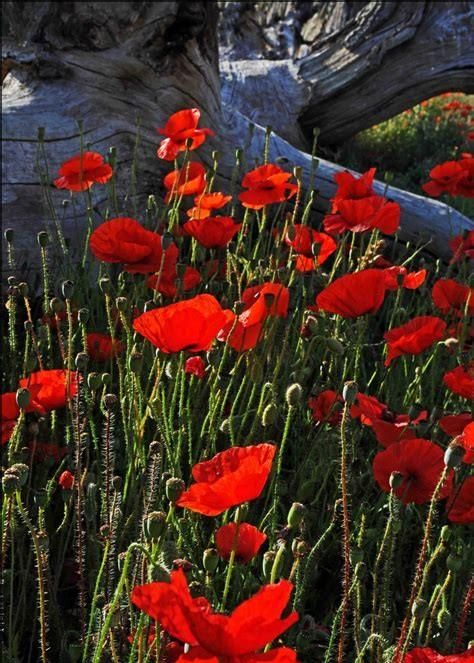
[16,387,30,410]
[34,489,48,507]
[443,337,459,350]
[87,372,101,390]
[144,511,167,541]
[37,231,50,247]
[9,463,29,486]
[440,525,450,543]
[99,277,111,294]
[286,383,303,407]
[262,402,278,427]
[342,381,358,405]
[389,471,404,490]
[411,598,428,618]
[103,393,118,410]
[4,228,14,243]
[166,477,185,503]
[78,307,89,323]
[101,372,111,386]
[262,550,276,582]
[326,338,345,355]
[115,296,128,312]
[444,443,465,468]
[75,352,89,371]
[2,472,21,495]
[437,607,451,628]
[61,280,74,299]
[446,553,462,573]
[59,470,74,490]
[18,282,29,297]
[203,548,219,573]
[287,502,306,528]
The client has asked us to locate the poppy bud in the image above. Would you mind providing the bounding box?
[103,393,118,410]
[389,471,404,490]
[166,477,185,503]
[2,472,21,496]
[287,225,297,241]
[311,242,322,258]
[287,502,306,529]
[58,470,74,490]
[129,352,143,374]
[101,372,112,386]
[78,307,89,323]
[262,550,276,582]
[87,372,101,390]
[75,352,89,372]
[437,607,451,629]
[342,381,358,405]
[18,282,29,297]
[4,228,14,243]
[440,525,450,543]
[444,443,465,468]
[16,387,30,410]
[248,358,263,383]
[411,598,428,618]
[99,277,111,294]
[355,561,366,580]
[115,296,128,312]
[112,475,122,492]
[144,511,167,541]
[150,564,170,582]
[286,383,303,407]
[219,418,231,434]
[446,553,462,573]
[34,489,48,508]
[443,337,459,350]
[326,338,345,355]
[262,403,278,427]
[37,230,50,247]
[203,548,219,573]
[8,463,29,486]
[161,232,175,251]
[24,320,33,332]
[61,280,74,299]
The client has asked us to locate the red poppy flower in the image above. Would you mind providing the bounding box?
[448,230,474,263]
[432,278,474,316]
[331,168,376,210]
[133,295,229,354]
[163,162,207,202]
[54,151,113,192]
[215,522,267,563]
[238,164,298,210]
[147,265,201,298]
[443,363,474,399]
[439,413,472,437]
[217,313,265,353]
[323,196,400,236]
[87,333,123,362]
[372,438,453,505]
[403,647,474,662]
[19,370,78,412]
[315,269,388,318]
[384,316,447,366]
[184,356,206,379]
[285,226,337,269]
[383,267,427,291]
[457,421,474,463]
[422,155,474,198]
[446,476,474,525]
[131,567,298,660]
[183,216,242,248]
[1,393,20,445]
[371,419,419,448]
[58,470,74,490]
[176,443,276,516]
[157,109,213,161]
[29,442,68,463]
[187,192,232,219]
[350,393,387,424]
[308,390,342,425]
[90,217,179,274]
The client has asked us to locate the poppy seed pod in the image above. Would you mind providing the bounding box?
[61,280,74,299]
[286,383,303,407]
[342,381,358,405]
[203,548,219,574]
[166,477,186,503]
[444,443,465,468]
[287,502,306,528]
[144,511,167,541]
[37,231,50,247]
[16,388,30,410]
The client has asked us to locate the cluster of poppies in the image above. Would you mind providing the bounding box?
[3,106,473,663]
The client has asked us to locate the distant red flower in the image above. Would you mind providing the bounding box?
[54,151,113,192]
[87,333,123,362]
[215,522,267,563]
[448,230,474,263]
[383,267,427,291]
[157,109,213,161]
[133,295,229,354]
[384,316,446,366]
[176,443,276,516]
[443,363,474,399]
[323,196,400,235]
[1,393,20,445]
[331,168,376,210]
[285,226,337,269]
[187,192,232,219]
[29,442,68,463]
[372,438,453,505]
[432,278,474,316]
[239,164,298,210]
[447,476,474,525]
[439,413,472,437]
[183,216,242,248]
[147,265,201,298]
[58,470,74,490]
[131,567,298,661]
[403,647,474,662]
[315,269,388,318]
[90,217,179,274]
[422,155,474,198]
[184,356,206,380]
[308,390,342,425]
[163,162,207,202]
[19,370,78,412]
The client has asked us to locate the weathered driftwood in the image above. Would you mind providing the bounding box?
[219,1,474,145]
[2,1,473,276]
